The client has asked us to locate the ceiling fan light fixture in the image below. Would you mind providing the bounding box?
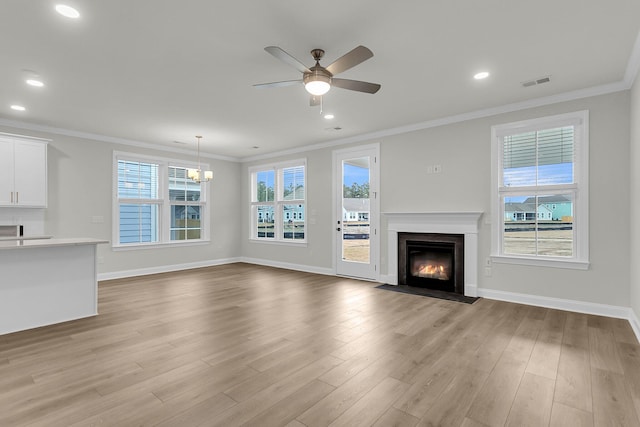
[304,73,331,96]
[305,79,330,96]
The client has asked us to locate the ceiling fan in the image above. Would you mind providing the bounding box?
[254,45,381,106]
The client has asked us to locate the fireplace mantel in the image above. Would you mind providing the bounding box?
[383,212,482,296]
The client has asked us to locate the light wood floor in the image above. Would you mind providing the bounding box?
[1,263,639,427]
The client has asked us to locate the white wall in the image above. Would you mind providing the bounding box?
[0,126,242,278]
[630,74,640,323]
[242,91,631,308]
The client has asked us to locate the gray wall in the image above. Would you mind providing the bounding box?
[242,91,631,308]
[0,89,633,311]
[0,126,242,276]
[631,74,640,321]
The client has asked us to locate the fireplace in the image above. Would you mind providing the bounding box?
[398,233,464,294]
[384,212,481,297]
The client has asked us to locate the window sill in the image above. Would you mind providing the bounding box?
[249,238,307,247]
[112,239,210,251]
[491,255,590,270]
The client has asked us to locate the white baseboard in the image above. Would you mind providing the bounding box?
[97,257,242,281]
[477,288,631,319]
[239,257,334,277]
[97,259,640,344]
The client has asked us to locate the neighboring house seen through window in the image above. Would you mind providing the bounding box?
[491,111,589,269]
[250,159,306,243]
[114,153,210,248]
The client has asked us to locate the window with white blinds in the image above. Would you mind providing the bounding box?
[113,152,210,248]
[250,159,306,243]
[491,111,589,269]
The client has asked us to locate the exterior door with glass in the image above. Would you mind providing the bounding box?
[334,145,379,280]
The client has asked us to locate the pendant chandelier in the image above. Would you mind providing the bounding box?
[187,135,213,183]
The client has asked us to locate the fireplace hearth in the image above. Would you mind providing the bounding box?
[398,233,464,294]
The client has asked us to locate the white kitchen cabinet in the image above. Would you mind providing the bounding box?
[0,134,48,208]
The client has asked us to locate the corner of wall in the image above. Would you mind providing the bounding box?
[630,66,640,332]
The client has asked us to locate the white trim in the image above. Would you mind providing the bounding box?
[240,257,334,277]
[249,159,307,244]
[478,287,639,341]
[111,239,211,251]
[384,212,482,297]
[491,255,589,270]
[0,118,240,162]
[112,151,211,248]
[97,257,241,281]
[333,143,381,282]
[491,110,589,267]
[0,131,50,143]
[241,82,627,163]
[0,74,631,165]
[248,238,307,247]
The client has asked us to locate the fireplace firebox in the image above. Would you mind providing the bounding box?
[398,233,464,294]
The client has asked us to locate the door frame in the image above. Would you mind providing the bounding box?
[332,143,380,281]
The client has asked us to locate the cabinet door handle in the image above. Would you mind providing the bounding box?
[16,192,18,204]
[10,192,13,203]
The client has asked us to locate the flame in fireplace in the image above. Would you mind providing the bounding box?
[415,264,449,280]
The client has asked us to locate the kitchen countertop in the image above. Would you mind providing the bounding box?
[0,237,108,250]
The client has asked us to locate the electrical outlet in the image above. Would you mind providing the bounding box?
[484,267,492,277]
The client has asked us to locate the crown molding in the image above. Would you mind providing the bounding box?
[242,79,629,163]
[0,118,242,163]
[2,28,639,165]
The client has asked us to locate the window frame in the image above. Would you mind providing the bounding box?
[112,151,211,249]
[249,158,307,245]
[490,110,589,270]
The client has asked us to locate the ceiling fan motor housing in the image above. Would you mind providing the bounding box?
[303,67,332,86]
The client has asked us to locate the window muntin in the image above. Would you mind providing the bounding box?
[492,111,588,268]
[169,167,202,241]
[250,160,306,243]
[114,154,209,247]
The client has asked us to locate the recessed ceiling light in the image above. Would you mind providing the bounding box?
[10,105,26,111]
[55,4,80,19]
[324,114,335,120]
[26,79,44,87]
[474,71,490,80]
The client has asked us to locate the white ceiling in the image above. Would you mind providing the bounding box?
[1,1,639,160]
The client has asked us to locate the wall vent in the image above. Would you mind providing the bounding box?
[521,75,551,87]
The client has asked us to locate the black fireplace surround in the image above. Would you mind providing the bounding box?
[398,232,464,294]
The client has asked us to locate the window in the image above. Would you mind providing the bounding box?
[491,111,589,269]
[250,159,306,243]
[114,152,210,248]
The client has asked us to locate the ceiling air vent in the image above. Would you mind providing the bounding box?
[521,75,551,88]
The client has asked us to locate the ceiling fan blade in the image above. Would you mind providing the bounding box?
[325,46,374,75]
[310,95,321,107]
[332,78,381,94]
[264,46,311,74]
[253,79,302,89]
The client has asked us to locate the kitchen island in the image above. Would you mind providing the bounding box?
[0,238,107,335]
